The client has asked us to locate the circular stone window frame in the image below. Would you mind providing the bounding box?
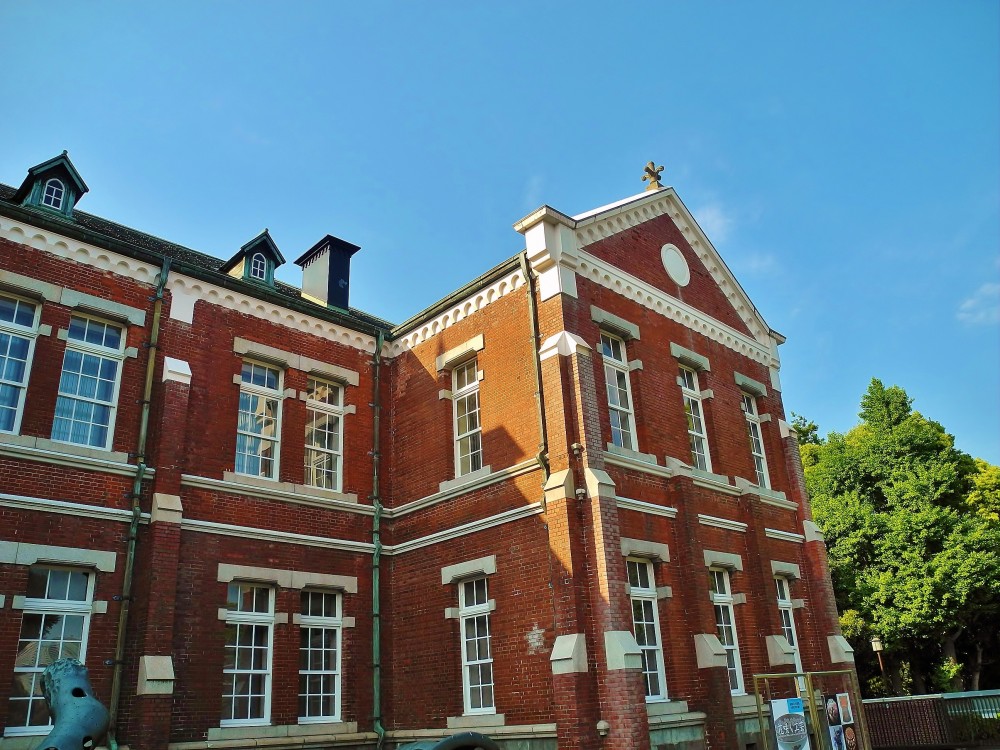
[661,243,690,286]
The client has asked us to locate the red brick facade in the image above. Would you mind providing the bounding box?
[0,157,853,750]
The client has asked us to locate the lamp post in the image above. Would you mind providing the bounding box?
[871,636,889,694]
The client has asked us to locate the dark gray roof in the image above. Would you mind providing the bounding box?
[0,184,395,331]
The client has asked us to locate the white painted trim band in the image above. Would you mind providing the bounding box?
[697,514,748,533]
[765,528,805,544]
[0,492,149,523]
[615,496,678,519]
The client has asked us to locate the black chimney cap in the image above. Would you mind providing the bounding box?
[294,234,360,267]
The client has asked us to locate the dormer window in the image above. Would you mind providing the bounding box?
[221,229,285,288]
[42,179,65,210]
[14,152,89,218]
[249,253,267,281]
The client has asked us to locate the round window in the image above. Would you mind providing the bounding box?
[661,244,690,286]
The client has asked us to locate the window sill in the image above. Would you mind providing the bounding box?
[447,713,504,729]
[734,478,795,509]
[439,465,493,494]
[208,722,359,740]
[208,719,274,741]
[603,450,674,479]
[0,433,143,477]
[292,721,358,735]
[605,443,658,466]
[220,472,359,504]
[646,701,707,729]
[731,693,763,716]
[646,700,689,716]
[691,468,739,495]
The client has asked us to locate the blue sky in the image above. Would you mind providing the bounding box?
[1,2,997,461]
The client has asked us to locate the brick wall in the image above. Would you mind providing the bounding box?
[0,186,850,750]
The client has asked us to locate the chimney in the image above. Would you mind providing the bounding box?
[294,235,361,311]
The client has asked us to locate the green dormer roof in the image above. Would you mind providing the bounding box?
[13,151,89,207]
[220,229,285,272]
[219,228,285,287]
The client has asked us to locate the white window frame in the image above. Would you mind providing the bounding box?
[0,292,41,435]
[221,582,275,727]
[304,377,344,491]
[626,558,667,702]
[452,359,483,477]
[710,567,744,695]
[52,314,126,450]
[298,589,343,723]
[235,360,283,480]
[775,577,803,675]
[41,179,65,210]
[679,366,711,471]
[742,392,770,488]
[600,332,638,451]
[8,567,95,735]
[459,576,494,715]
[249,253,267,281]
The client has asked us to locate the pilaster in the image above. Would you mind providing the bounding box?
[127,356,191,750]
[541,330,649,750]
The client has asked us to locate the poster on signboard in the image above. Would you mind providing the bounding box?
[771,697,811,750]
[824,694,847,750]
[842,723,858,750]
[837,693,854,724]
[836,693,857,750]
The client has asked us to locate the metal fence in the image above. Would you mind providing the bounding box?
[864,690,1000,749]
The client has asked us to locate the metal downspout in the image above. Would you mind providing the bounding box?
[370,330,386,749]
[107,258,171,750]
[518,252,549,481]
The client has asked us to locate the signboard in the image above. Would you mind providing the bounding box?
[771,697,811,750]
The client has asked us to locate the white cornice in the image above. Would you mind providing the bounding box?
[577,250,771,365]
[0,492,150,524]
[0,216,162,286]
[167,274,377,353]
[0,216,380,355]
[388,269,525,356]
[573,191,673,237]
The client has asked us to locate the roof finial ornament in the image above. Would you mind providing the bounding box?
[642,161,664,191]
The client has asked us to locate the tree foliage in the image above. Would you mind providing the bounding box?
[968,459,1000,522]
[802,379,1000,694]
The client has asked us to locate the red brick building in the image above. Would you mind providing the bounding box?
[0,154,854,750]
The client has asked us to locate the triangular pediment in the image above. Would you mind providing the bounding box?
[570,187,778,347]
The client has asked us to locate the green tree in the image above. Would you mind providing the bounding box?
[802,379,1000,695]
[968,459,1000,522]
[790,412,821,445]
